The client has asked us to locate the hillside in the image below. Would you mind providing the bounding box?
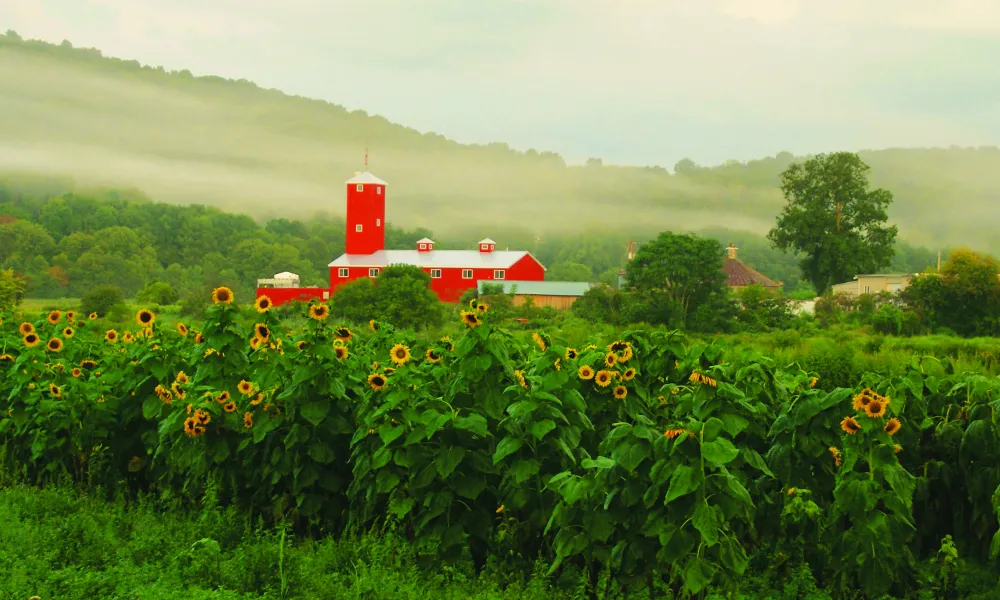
[2,31,1000,252]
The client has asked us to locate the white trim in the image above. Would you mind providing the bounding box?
[338,268,349,277]
[368,267,380,277]
[494,269,505,280]
[462,269,473,279]
[377,187,382,195]
[376,218,381,227]
[355,224,363,232]
[430,269,442,278]
[419,243,427,250]
[356,184,363,192]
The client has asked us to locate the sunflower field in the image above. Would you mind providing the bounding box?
[3,290,1000,598]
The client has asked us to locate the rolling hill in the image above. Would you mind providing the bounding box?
[2,31,1000,253]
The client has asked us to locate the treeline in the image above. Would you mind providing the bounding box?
[3,30,1000,253]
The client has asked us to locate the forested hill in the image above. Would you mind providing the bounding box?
[2,31,999,253]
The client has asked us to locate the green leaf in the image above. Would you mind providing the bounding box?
[511,459,540,484]
[378,423,406,446]
[299,397,330,426]
[664,465,700,504]
[141,395,162,419]
[702,417,725,442]
[389,496,414,519]
[742,448,774,477]
[581,456,616,470]
[493,437,523,464]
[692,502,720,546]
[435,446,467,478]
[530,419,556,440]
[451,475,487,499]
[683,556,717,594]
[701,438,739,465]
[453,413,488,437]
[612,442,649,472]
[307,442,335,464]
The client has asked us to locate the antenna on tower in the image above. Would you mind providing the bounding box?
[364,147,369,171]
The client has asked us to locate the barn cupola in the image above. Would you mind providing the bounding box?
[478,238,496,253]
[416,237,435,252]
[344,171,387,255]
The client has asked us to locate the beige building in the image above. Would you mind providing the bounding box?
[831,274,912,298]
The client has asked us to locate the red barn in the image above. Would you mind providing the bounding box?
[256,170,546,305]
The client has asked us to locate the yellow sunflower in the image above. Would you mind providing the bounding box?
[334,345,348,361]
[622,368,636,381]
[461,311,480,328]
[71,368,82,378]
[309,304,330,321]
[47,310,61,325]
[176,323,189,337]
[62,327,74,338]
[251,393,264,406]
[565,348,578,360]
[604,353,617,368]
[194,408,211,425]
[243,412,254,429]
[532,332,547,351]
[49,383,62,398]
[171,382,186,400]
[66,311,75,321]
[80,359,98,369]
[0,354,14,362]
[368,373,387,391]
[334,326,353,342]
[369,319,378,332]
[296,340,307,350]
[254,324,271,340]
[841,416,861,435]
[19,322,35,336]
[390,344,411,366]
[864,399,886,419]
[136,309,155,327]
[237,380,254,396]
[613,385,627,400]
[514,370,527,389]
[254,295,273,313]
[88,312,98,320]
[426,348,442,363]
[23,333,40,348]
[829,446,842,466]
[176,371,190,384]
[477,303,489,313]
[223,401,237,413]
[884,418,901,436]
[595,370,613,387]
[663,429,687,439]
[578,365,595,380]
[122,332,135,343]
[216,391,231,404]
[212,287,233,304]
[46,338,63,353]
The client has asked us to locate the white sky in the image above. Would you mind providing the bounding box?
[2,0,998,166]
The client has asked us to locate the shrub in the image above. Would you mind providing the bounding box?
[136,281,180,306]
[80,284,124,317]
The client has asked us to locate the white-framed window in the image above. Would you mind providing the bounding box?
[480,244,488,251]
[338,268,349,277]
[462,269,473,279]
[369,268,380,277]
[356,184,363,192]
[376,218,381,227]
[494,270,505,280]
[377,187,382,195]
[864,285,870,294]
[419,243,426,250]
[430,269,442,278]
[355,224,363,232]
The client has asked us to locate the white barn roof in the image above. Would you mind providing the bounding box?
[416,237,435,244]
[329,250,544,270]
[273,271,298,279]
[346,171,387,185]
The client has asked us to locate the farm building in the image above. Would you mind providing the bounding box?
[477,280,596,310]
[256,170,546,306]
[831,273,912,298]
[723,244,782,291]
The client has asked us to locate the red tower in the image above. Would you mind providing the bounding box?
[345,171,387,255]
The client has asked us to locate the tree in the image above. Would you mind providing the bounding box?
[373,266,443,330]
[767,152,898,294]
[330,277,378,324]
[625,232,728,327]
[136,280,180,305]
[81,284,125,317]
[0,269,26,309]
[903,249,1000,336]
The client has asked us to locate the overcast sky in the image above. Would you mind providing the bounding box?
[3,0,999,166]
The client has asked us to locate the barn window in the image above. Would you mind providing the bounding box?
[431,269,442,278]
[419,243,426,250]
[864,285,870,294]
[377,187,382,195]
[338,268,349,277]
[494,270,505,280]
[461,269,473,279]
[376,218,381,227]
[355,224,363,232]
[356,184,363,192]
[369,268,380,277]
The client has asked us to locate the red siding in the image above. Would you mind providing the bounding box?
[328,254,546,303]
[345,183,385,254]
[256,287,327,306]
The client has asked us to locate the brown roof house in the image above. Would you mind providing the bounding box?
[723,244,782,291]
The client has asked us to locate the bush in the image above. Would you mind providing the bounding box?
[136,281,179,306]
[80,284,125,317]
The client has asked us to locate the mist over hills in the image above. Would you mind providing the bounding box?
[1,31,999,253]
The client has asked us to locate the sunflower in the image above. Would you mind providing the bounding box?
[604,353,617,368]
[23,333,40,348]
[893,444,902,454]
[47,310,61,324]
[194,332,204,344]
[864,399,886,419]
[176,323,189,337]
[194,408,211,425]
[554,359,562,371]
[809,377,819,388]
[514,370,527,389]
[45,337,63,353]
[223,401,237,413]
[469,298,479,309]
[171,382,186,399]
[532,332,547,351]
[334,326,353,342]
[382,367,395,375]
[884,418,901,436]
[441,336,455,352]
[613,385,627,400]
[89,312,98,320]
[237,380,254,396]
[19,322,34,336]
[243,412,254,429]
[840,416,861,435]
[368,373,387,391]
[477,303,489,313]
[71,368,81,378]
[80,359,97,370]
[622,368,636,381]
[0,354,14,362]
[369,319,379,332]
[175,371,190,384]
[212,287,233,304]
[183,417,203,437]
[390,343,411,366]
[135,309,154,327]
[663,428,687,439]
[461,311,480,328]
[335,346,349,361]
[578,365,595,380]
[49,383,62,398]
[296,340,307,350]
[254,324,271,340]
[595,370,614,387]
[122,332,135,344]
[829,446,842,467]
[66,311,75,321]
[426,348,441,363]
[565,348,578,360]
[309,304,330,321]
[251,393,264,406]
[62,327,74,338]
[254,295,273,313]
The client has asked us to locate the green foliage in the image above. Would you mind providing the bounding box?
[768,152,899,293]
[0,268,26,309]
[79,284,124,317]
[373,266,444,331]
[136,280,180,306]
[904,250,1000,337]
